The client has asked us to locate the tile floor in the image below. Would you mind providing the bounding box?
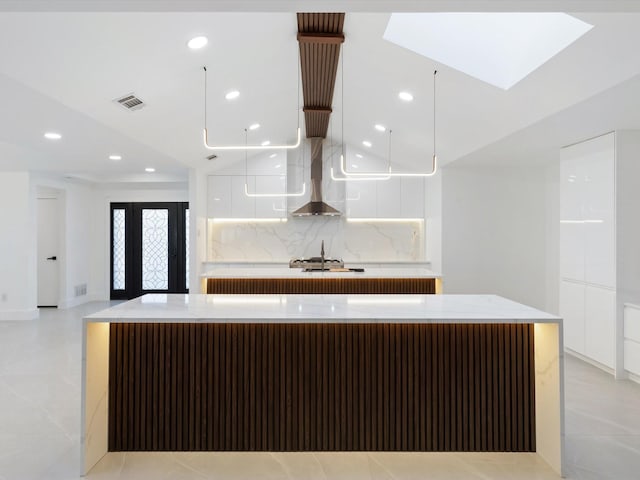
[1,302,639,479]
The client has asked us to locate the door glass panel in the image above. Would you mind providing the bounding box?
[142,209,169,290]
[185,209,190,290]
[112,208,126,290]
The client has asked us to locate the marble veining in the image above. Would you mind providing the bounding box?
[208,217,423,262]
[84,294,560,324]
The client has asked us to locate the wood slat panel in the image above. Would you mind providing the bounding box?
[206,277,436,294]
[297,13,345,138]
[109,323,536,452]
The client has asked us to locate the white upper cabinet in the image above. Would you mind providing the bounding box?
[401,177,425,218]
[207,150,289,219]
[346,177,424,218]
[230,176,255,218]
[207,175,232,218]
[253,176,287,218]
[376,178,402,218]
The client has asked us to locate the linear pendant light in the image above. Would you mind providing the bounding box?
[202,65,302,151]
[242,128,306,198]
[338,70,439,178]
[329,75,390,183]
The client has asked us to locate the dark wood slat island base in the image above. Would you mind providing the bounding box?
[108,322,535,452]
[206,277,437,295]
[82,294,564,476]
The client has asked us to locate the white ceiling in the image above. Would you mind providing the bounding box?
[1,1,640,182]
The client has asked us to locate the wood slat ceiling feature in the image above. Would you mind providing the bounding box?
[297,13,345,139]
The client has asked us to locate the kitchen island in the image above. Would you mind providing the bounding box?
[82,294,563,476]
[201,267,442,294]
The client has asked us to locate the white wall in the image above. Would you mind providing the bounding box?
[424,172,442,274]
[544,162,560,315]
[0,172,37,320]
[442,164,552,311]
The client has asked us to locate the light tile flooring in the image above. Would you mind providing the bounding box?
[1,302,639,479]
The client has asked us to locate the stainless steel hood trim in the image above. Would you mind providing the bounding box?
[291,137,341,216]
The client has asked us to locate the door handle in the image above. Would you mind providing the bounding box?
[46,256,57,261]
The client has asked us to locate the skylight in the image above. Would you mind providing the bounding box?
[384,13,593,90]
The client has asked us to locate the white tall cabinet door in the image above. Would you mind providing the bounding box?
[560,280,585,354]
[582,136,616,287]
[560,132,618,373]
[585,286,616,368]
[559,154,585,281]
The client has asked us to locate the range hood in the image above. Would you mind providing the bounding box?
[291,137,341,216]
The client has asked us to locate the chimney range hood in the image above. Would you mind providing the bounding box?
[291,138,341,216]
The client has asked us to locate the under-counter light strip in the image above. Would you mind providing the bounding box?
[209,296,287,305]
[559,219,604,224]
[211,218,288,223]
[348,297,424,305]
[347,218,424,223]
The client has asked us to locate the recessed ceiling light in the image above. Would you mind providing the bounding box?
[374,124,386,132]
[275,164,281,169]
[44,132,62,140]
[145,167,156,173]
[384,13,593,90]
[109,155,122,161]
[362,141,372,148]
[187,36,208,50]
[269,153,277,158]
[398,91,414,102]
[355,154,363,158]
[249,123,260,130]
[352,164,359,169]
[261,140,271,146]
[225,90,240,100]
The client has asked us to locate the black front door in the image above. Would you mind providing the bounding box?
[110,202,189,300]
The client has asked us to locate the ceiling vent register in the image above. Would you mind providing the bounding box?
[114,93,146,111]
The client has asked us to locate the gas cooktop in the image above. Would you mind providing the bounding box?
[289,257,344,270]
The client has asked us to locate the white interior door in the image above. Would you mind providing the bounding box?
[37,198,59,307]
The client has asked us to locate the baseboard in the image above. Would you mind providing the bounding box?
[626,371,640,385]
[0,308,39,321]
[565,348,615,376]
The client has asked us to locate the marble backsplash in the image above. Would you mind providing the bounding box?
[207,217,424,262]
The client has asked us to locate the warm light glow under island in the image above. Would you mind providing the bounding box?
[82,294,564,477]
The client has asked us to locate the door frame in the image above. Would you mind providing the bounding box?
[110,202,189,300]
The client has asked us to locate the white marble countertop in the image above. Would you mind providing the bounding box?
[85,294,560,324]
[201,267,441,279]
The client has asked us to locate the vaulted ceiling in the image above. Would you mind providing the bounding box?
[1,1,640,182]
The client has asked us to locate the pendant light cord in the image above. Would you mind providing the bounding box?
[203,66,208,131]
[433,69,437,159]
[341,44,345,157]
